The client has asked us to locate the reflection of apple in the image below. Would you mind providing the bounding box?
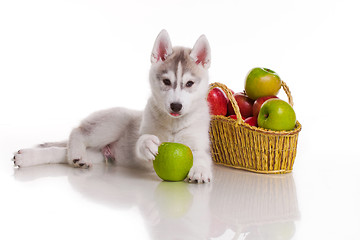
[227,92,254,118]
[245,67,281,100]
[155,182,193,218]
[244,116,257,127]
[207,88,228,115]
[257,99,296,131]
[253,96,278,117]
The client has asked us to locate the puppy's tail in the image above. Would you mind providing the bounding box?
[38,141,68,148]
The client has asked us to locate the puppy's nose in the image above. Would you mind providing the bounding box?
[170,102,182,113]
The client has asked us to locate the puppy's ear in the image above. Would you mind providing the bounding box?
[190,35,211,69]
[151,29,173,64]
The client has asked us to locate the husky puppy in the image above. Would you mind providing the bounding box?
[13,30,213,183]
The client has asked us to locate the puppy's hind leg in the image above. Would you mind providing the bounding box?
[67,143,105,168]
[13,147,67,168]
[13,147,104,168]
[39,141,67,148]
[67,108,141,168]
[68,127,105,168]
[68,127,89,168]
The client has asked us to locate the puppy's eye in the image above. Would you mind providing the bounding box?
[163,79,171,86]
[186,81,194,88]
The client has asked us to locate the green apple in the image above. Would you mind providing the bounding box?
[153,142,193,182]
[245,67,282,100]
[257,99,296,131]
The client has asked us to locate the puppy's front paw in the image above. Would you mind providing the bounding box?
[187,165,212,183]
[136,134,161,162]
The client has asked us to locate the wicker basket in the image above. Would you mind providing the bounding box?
[209,82,302,174]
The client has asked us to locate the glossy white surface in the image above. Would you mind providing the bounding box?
[3,161,300,240]
[1,0,360,239]
[1,148,359,240]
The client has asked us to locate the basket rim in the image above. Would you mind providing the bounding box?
[214,161,293,174]
[211,115,302,136]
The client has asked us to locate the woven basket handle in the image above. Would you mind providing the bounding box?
[281,81,294,106]
[209,81,294,124]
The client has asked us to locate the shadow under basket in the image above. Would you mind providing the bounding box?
[209,82,302,174]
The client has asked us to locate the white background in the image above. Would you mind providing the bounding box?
[1,0,359,239]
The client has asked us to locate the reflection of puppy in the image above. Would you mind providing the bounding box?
[14,164,212,240]
[13,30,213,183]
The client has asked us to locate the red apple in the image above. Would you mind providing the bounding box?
[207,88,228,115]
[244,116,258,127]
[253,96,278,117]
[229,115,245,120]
[227,92,254,118]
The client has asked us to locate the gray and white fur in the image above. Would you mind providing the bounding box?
[13,30,213,183]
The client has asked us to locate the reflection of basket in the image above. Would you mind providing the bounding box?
[210,169,300,225]
[209,82,302,174]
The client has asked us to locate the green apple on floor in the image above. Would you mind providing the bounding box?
[153,142,193,182]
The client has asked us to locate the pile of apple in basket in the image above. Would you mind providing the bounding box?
[207,67,302,174]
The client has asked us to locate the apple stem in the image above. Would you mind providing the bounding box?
[264,68,275,74]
